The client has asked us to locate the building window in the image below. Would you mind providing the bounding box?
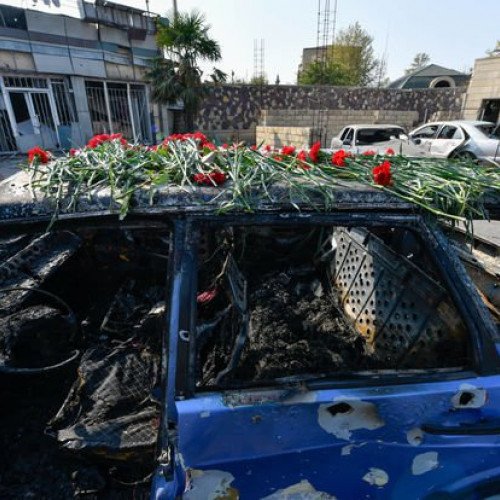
[51,79,78,127]
[0,5,27,30]
[85,80,151,143]
[3,77,48,89]
[429,76,455,88]
[85,81,110,135]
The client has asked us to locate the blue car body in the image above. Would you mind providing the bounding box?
[151,212,500,500]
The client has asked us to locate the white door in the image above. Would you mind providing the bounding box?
[409,124,440,157]
[8,90,58,152]
[429,125,465,158]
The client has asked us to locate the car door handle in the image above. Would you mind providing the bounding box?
[422,420,500,436]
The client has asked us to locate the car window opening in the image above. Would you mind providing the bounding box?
[356,128,404,145]
[0,227,171,471]
[196,225,470,389]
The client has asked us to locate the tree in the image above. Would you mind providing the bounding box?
[249,75,268,85]
[405,53,431,74]
[147,11,224,131]
[335,22,382,86]
[297,59,351,85]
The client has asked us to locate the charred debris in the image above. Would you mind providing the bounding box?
[0,222,472,496]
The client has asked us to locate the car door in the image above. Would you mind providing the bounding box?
[154,216,500,500]
[409,124,440,157]
[429,125,465,158]
[331,127,354,151]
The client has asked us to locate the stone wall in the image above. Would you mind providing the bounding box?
[190,84,466,144]
[261,109,419,145]
[256,126,314,148]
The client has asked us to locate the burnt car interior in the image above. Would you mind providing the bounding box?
[0,223,170,496]
[195,224,470,390]
[0,217,493,496]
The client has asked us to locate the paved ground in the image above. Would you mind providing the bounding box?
[472,220,500,248]
[0,155,23,181]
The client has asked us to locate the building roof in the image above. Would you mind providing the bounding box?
[388,64,469,89]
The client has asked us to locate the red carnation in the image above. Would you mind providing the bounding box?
[281,145,296,156]
[264,144,272,152]
[309,141,321,163]
[192,131,208,144]
[27,146,50,164]
[250,145,257,151]
[363,150,376,156]
[86,133,127,149]
[372,160,392,186]
[296,150,311,170]
[204,142,217,151]
[69,148,79,157]
[331,149,352,167]
[87,134,109,148]
[192,171,227,186]
[273,155,284,162]
[386,148,395,155]
[110,133,128,146]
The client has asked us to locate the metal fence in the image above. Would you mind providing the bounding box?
[0,76,152,153]
[0,76,86,152]
[85,81,151,143]
[0,107,16,153]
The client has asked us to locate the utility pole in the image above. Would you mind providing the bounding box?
[172,0,178,18]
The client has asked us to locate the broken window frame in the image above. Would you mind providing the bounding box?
[165,213,499,400]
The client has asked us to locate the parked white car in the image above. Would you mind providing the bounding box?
[407,120,500,164]
[330,124,406,154]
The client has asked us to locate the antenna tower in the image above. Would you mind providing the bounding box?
[253,38,265,82]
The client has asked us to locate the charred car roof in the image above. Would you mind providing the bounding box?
[1,170,500,224]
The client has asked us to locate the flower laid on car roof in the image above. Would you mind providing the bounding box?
[331,149,352,167]
[281,145,296,156]
[27,146,50,164]
[192,171,227,186]
[309,141,321,163]
[87,133,127,149]
[296,150,311,170]
[372,160,392,186]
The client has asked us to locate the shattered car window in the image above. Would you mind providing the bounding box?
[195,225,469,388]
[0,226,170,496]
[355,128,404,145]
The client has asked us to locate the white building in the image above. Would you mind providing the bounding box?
[0,0,171,153]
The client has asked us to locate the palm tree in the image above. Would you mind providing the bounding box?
[147,11,225,132]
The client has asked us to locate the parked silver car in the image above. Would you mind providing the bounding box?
[407,120,500,164]
[330,124,406,154]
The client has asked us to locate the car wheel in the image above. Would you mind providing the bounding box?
[451,150,477,162]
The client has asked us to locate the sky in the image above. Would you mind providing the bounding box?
[118,0,499,84]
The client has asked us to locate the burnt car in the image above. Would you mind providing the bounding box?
[0,172,499,499]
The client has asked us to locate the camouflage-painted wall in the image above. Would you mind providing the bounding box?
[192,84,466,132]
